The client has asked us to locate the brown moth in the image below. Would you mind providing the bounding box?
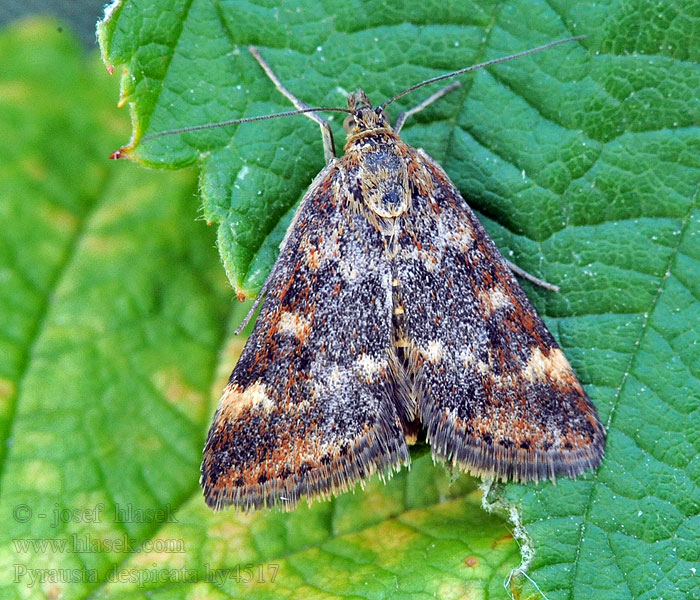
[126,37,606,511]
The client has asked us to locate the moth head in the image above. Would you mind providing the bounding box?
[344,89,391,135]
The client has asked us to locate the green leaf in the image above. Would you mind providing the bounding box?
[0,17,225,598]
[2,0,698,597]
[98,1,700,598]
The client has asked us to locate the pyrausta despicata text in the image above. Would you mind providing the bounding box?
[126,37,606,510]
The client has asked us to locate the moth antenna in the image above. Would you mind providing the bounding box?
[382,35,586,109]
[235,285,268,335]
[139,106,351,143]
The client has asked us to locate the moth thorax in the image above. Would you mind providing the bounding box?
[359,146,410,218]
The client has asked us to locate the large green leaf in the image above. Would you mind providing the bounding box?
[98,1,700,598]
[0,17,223,598]
[1,0,698,597]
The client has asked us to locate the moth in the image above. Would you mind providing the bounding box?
[152,37,605,510]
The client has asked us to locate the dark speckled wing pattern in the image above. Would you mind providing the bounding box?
[395,150,605,483]
[202,162,410,510]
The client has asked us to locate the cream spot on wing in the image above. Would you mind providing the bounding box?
[431,205,474,254]
[523,347,573,383]
[303,243,320,270]
[327,366,345,386]
[420,340,444,363]
[316,365,352,397]
[219,382,273,418]
[277,311,311,340]
[479,287,512,316]
[355,353,386,380]
[339,259,360,281]
[327,226,343,253]
[448,223,475,252]
[460,348,476,369]
[423,253,439,273]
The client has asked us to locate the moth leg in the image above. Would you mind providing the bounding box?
[394,82,461,133]
[505,259,560,293]
[234,285,267,335]
[249,46,336,163]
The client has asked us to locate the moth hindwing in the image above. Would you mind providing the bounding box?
[201,48,605,511]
